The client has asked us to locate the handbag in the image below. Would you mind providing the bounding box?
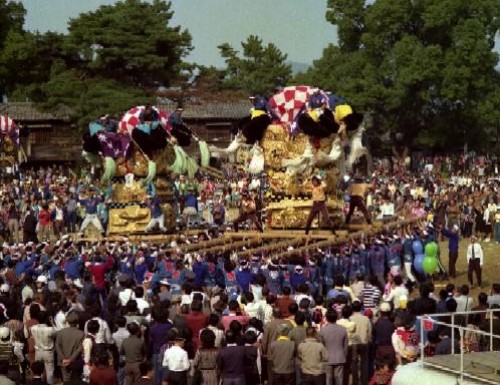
[192,368,203,385]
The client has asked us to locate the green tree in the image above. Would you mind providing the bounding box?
[65,0,192,87]
[0,31,67,98]
[297,0,500,149]
[0,0,26,96]
[1,0,192,130]
[0,0,24,47]
[218,35,292,96]
[40,65,152,128]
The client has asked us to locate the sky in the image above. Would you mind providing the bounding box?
[20,0,338,68]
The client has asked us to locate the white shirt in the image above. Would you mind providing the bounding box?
[135,298,150,315]
[112,328,130,352]
[162,345,190,371]
[383,285,409,309]
[119,288,136,306]
[21,286,33,303]
[31,324,56,351]
[54,311,68,331]
[466,243,484,266]
[55,207,64,221]
[379,203,395,217]
[244,301,262,319]
[84,317,113,344]
[455,295,473,313]
[180,294,192,306]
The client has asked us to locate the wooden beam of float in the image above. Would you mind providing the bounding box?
[237,237,308,258]
[198,236,269,254]
[78,229,204,243]
[273,218,421,259]
[227,231,333,240]
[164,236,233,253]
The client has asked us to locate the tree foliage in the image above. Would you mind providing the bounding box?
[65,0,192,88]
[297,0,500,149]
[0,0,191,129]
[218,35,292,96]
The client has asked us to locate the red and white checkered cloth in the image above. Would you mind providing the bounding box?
[118,106,170,135]
[269,85,322,124]
[0,114,16,134]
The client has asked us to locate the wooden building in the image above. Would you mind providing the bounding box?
[158,100,249,149]
[0,100,250,164]
[0,102,79,164]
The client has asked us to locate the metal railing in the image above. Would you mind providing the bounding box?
[417,309,500,384]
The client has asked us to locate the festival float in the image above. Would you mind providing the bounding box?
[0,114,21,175]
[82,106,209,235]
[211,85,369,230]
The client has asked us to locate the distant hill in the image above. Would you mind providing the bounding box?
[289,61,310,75]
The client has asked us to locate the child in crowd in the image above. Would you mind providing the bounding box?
[368,359,395,385]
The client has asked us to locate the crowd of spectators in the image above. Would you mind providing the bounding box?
[0,154,497,385]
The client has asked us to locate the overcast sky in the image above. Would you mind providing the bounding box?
[20,0,338,67]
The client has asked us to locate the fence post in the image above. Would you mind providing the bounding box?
[420,316,425,364]
[491,309,494,351]
[459,327,464,383]
[451,313,455,354]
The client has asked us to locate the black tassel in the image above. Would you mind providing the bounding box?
[82,132,100,154]
[171,123,193,147]
[241,115,271,144]
[343,112,364,132]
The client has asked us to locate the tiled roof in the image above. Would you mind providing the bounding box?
[158,101,249,120]
[0,102,71,122]
[0,100,250,122]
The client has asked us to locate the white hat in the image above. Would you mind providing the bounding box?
[0,284,9,294]
[0,327,10,340]
[73,279,83,289]
[453,224,459,231]
[36,275,48,284]
[379,302,392,312]
[159,279,171,286]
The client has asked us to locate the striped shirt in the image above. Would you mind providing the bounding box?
[361,284,381,309]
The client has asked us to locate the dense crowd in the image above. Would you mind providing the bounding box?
[0,154,498,385]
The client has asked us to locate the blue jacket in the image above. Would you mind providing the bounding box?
[236,268,254,293]
[134,263,148,284]
[14,253,36,277]
[263,268,282,295]
[64,257,83,280]
[119,256,135,279]
[184,194,198,211]
[193,262,208,287]
[385,244,402,269]
[147,197,163,219]
[442,229,459,253]
[369,246,386,274]
[290,272,307,292]
[49,264,61,281]
[81,198,99,214]
[349,252,363,281]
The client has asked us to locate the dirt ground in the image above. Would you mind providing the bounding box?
[437,238,499,299]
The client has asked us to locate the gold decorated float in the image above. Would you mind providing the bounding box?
[238,124,344,229]
[106,146,177,234]
[0,137,18,169]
